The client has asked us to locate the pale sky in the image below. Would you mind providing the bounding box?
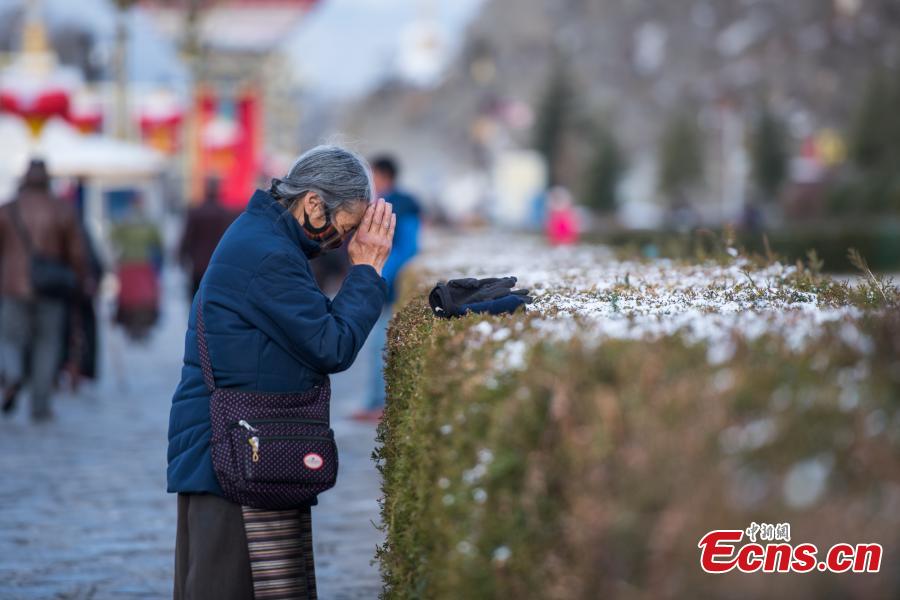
[284,0,485,98]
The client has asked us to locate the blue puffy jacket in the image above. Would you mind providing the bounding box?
[166,189,388,501]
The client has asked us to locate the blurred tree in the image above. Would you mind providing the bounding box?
[658,112,704,207]
[842,69,900,215]
[532,53,573,186]
[580,121,626,214]
[749,103,788,201]
[850,70,900,173]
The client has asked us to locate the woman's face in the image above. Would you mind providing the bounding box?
[295,193,367,242]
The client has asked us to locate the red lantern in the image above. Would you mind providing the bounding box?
[139,112,183,154]
[69,111,103,134]
[67,91,103,134]
[202,116,239,174]
[137,90,184,154]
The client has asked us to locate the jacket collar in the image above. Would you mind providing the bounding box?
[246,189,322,259]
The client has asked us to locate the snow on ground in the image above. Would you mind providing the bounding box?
[413,230,882,368]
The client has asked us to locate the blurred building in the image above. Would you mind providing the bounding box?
[341,0,900,227]
[0,1,166,265]
[146,0,318,207]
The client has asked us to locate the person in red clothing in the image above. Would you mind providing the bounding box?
[545,186,580,246]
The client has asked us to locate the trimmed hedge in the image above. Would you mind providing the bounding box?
[583,224,900,273]
[374,259,900,598]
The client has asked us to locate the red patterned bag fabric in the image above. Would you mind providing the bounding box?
[196,295,338,509]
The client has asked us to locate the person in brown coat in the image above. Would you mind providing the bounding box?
[178,177,236,300]
[0,159,90,421]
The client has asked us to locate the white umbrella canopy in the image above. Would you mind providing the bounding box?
[38,118,166,178]
[0,116,166,200]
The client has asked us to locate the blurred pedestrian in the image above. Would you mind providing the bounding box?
[545,186,579,246]
[110,196,163,341]
[168,145,395,599]
[351,154,421,422]
[59,179,104,392]
[0,159,90,421]
[179,177,236,300]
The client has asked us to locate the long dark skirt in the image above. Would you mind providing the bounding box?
[174,494,317,600]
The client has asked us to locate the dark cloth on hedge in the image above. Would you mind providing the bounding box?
[174,493,254,600]
[451,294,529,317]
[167,189,388,499]
[428,276,532,318]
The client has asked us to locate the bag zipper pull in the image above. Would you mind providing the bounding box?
[249,436,260,462]
[238,420,259,432]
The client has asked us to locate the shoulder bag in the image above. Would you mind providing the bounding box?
[8,201,78,300]
[197,293,339,509]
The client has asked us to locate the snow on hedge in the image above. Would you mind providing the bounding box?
[412,231,885,367]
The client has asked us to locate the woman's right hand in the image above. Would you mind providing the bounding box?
[348,198,395,276]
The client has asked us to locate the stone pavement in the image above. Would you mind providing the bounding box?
[0,269,384,599]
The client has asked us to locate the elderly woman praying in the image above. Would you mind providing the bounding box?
[167,145,395,599]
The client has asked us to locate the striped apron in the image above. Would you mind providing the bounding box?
[241,505,318,599]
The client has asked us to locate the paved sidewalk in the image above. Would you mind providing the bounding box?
[0,270,384,599]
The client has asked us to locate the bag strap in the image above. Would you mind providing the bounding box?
[8,201,36,258]
[195,292,217,393]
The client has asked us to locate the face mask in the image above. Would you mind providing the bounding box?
[301,207,344,255]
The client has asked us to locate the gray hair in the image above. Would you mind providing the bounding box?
[270,144,374,216]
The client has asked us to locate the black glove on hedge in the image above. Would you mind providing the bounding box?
[429,276,533,318]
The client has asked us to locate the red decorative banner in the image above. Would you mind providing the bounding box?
[0,88,70,136]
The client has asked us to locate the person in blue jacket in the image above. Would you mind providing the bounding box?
[351,155,421,421]
[167,145,395,599]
